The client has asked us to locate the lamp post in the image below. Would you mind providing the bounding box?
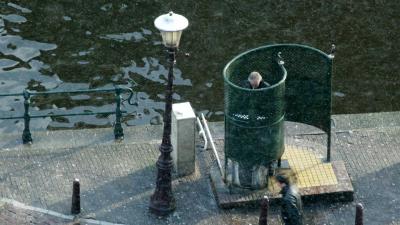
[149,11,188,216]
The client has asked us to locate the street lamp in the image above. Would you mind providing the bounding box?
[149,11,188,216]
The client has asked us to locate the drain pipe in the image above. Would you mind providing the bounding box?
[201,113,223,176]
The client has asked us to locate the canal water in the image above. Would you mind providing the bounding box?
[0,1,399,132]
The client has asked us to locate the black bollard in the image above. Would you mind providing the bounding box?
[259,195,269,225]
[355,203,364,225]
[71,178,81,214]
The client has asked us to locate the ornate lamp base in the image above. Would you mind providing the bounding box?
[149,196,176,216]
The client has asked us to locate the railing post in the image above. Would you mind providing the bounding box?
[327,126,331,162]
[22,89,32,144]
[114,87,124,140]
[327,44,335,162]
[259,196,269,225]
[355,203,364,225]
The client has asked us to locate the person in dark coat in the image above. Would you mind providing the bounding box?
[275,174,304,225]
[241,71,270,89]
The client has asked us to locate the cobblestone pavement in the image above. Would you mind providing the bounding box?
[0,112,399,225]
[0,201,72,225]
[0,199,121,225]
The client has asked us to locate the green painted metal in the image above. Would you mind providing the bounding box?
[223,44,333,175]
[223,48,287,169]
[0,111,126,120]
[0,86,136,143]
[279,44,334,162]
[114,88,124,140]
[22,89,32,144]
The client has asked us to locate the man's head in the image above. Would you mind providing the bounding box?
[275,174,290,188]
[248,71,262,89]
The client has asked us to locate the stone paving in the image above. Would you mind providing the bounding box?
[0,201,72,225]
[0,199,122,225]
[0,112,399,224]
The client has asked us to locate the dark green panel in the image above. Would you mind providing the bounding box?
[276,44,333,133]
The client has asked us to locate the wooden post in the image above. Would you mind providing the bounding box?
[71,178,81,214]
[355,203,364,225]
[259,196,269,225]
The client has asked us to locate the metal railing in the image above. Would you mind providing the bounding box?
[0,86,136,144]
[197,113,223,177]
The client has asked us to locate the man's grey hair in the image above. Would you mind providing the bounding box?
[248,71,262,82]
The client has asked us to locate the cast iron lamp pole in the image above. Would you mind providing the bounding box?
[149,11,188,216]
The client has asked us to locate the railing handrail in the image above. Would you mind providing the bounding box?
[0,87,125,97]
[0,86,137,144]
[0,110,127,120]
[0,86,135,120]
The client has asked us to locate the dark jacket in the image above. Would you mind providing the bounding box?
[241,80,271,89]
[280,185,303,225]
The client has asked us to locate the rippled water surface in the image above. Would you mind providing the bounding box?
[0,1,399,131]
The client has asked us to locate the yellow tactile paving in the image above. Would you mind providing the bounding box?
[280,145,338,188]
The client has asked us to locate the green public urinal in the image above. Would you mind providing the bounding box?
[223,44,334,189]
